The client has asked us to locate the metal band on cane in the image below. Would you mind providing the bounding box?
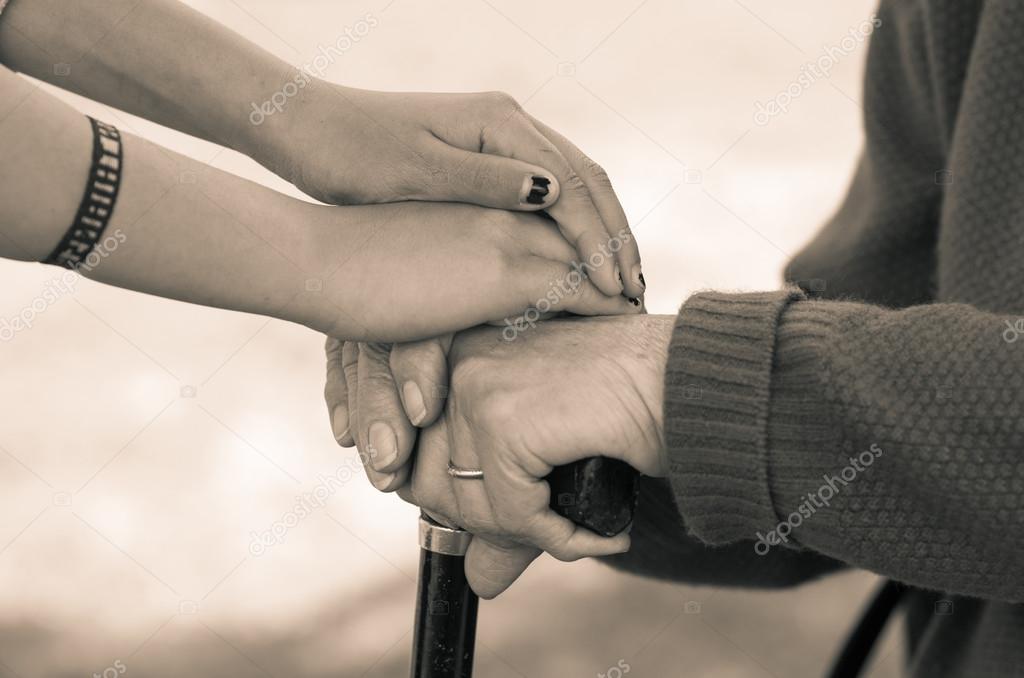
[418,514,472,556]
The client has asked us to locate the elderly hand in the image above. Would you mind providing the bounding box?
[326,315,673,597]
[257,83,644,297]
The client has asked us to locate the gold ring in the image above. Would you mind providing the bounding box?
[447,461,484,479]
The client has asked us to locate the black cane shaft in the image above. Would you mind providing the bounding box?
[411,547,478,678]
[412,515,478,678]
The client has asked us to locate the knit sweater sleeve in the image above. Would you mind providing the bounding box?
[610,0,1024,601]
[604,290,848,589]
[664,289,1024,603]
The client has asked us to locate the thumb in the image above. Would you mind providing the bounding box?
[428,145,560,211]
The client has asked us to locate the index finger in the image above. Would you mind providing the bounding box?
[476,446,631,562]
[483,110,624,297]
[528,115,645,299]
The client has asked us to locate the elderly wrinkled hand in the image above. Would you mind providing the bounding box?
[328,315,673,597]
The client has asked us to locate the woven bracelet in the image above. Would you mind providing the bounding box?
[42,116,123,269]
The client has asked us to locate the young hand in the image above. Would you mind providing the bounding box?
[256,84,644,298]
[299,202,642,343]
[0,1,642,298]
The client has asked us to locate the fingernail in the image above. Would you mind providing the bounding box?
[368,421,397,470]
[374,472,398,491]
[628,297,641,307]
[521,175,551,205]
[401,381,427,426]
[614,264,624,292]
[632,265,645,289]
[332,405,349,444]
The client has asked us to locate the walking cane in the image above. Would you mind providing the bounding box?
[410,456,640,678]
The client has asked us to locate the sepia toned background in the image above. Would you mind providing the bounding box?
[0,1,903,676]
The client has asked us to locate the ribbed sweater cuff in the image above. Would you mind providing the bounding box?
[665,289,805,545]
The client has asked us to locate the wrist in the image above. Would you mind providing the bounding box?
[235,77,344,190]
[632,314,674,477]
[277,201,369,338]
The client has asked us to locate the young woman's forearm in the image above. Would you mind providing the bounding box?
[0,0,291,153]
[0,67,637,345]
[0,1,647,299]
[0,63,326,330]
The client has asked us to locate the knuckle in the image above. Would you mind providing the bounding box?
[562,170,589,194]
[476,92,523,150]
[473,389,519,431]
[479,90,521,116]
[581,155,612,188]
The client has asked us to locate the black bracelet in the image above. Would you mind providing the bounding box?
[42,116,123,269]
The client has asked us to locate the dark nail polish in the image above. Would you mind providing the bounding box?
[639,272,646,288]
[526,176,551,205]
[628,297,640,307]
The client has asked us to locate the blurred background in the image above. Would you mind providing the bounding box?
[0,1,904,676]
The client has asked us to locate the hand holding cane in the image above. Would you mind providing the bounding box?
[410,456,640,678]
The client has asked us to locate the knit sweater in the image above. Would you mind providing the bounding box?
[606,1,1024,676]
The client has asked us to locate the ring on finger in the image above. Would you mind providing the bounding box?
[447,461,484,480]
